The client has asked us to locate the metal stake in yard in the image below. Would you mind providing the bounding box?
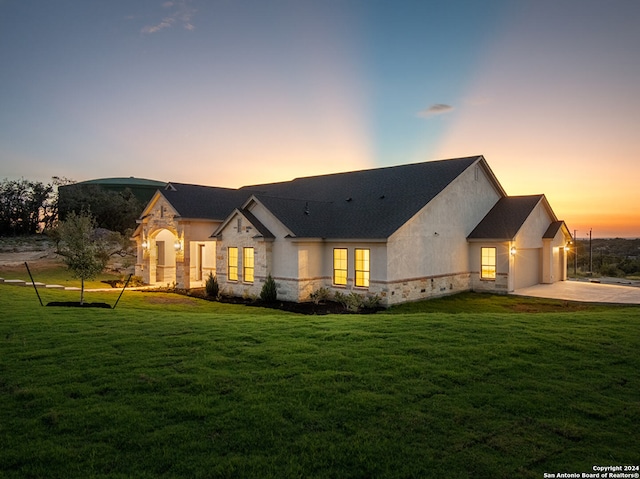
[112,274,132,310]
[24,262,43,307]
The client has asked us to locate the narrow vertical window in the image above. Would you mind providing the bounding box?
[333,248,347,285]
[355,248,370,288]
[243,247,254,283]
[481,247,496,279]
[228,247,238,281]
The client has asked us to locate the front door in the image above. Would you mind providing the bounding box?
[156,242,165,282]
[197,244,205,281]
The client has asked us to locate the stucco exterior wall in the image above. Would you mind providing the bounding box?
[283,241,324,302]
[468,202,567,291]
[542,228,568,284]
[187,240,217,288]
[514,202,552,249]
[513,248,542,289]
[242,200,296,278]
[469,242,512,293]
[385,163,501,304]
[514,201,554,289]
[178,220,220,288]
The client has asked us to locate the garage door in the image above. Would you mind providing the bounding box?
[515,248,541,289]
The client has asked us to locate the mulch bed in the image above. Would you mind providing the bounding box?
[47,302,112,308]
[178,288,382,315]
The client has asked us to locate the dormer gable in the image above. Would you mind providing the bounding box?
[213,205,275,241]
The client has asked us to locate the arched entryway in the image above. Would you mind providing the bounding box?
[151,228,178,286]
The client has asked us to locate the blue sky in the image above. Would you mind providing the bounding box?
[1,0,639,237]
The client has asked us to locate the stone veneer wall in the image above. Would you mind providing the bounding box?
[268,272,479,306]
[470,272,509,294]
[216,228,272,300]
[381,272,472,305]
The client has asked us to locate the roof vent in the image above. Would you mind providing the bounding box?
[304,202,310,215]
[379,194,385,199]
[346,197,352,202]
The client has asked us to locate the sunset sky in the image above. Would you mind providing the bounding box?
[1,0,638,238]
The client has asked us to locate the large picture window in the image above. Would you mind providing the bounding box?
[355,248,370,288]
[481,247,496,280]
[333,248,348,285]
[243,247,254,283]
[228,247,238,281]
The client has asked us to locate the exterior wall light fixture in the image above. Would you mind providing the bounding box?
[174,240,182,251]
[510,246,517,256]
[142,240,149,250]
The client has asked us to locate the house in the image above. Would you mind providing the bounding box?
[133,155,572,305]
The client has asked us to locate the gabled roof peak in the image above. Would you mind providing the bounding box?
[468,195,550,240]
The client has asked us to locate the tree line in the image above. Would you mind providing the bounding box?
[0,179,57,235]
[571,238,640,277]
[0,177,143,236]
[1,177,145,304]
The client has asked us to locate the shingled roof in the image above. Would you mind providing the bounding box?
[467,195,546,240]
[155,156,507,240]
[242,155,484,238]
[160,183,249,220]
[543,220,569,239]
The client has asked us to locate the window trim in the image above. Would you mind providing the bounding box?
[481,247,497,280]
[243,247,255,284]
[333,248,348,286]
[354,248,370,288]
[228,247,238,282]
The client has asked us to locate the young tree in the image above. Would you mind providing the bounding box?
[54,211,110,304]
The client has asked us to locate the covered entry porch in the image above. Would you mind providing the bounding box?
[135,226,216,289]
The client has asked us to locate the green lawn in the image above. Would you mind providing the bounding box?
[1,286,638,478]
[0,261,123,289]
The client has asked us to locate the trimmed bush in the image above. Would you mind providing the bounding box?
[260,274,278,303]
[205,273,219,299]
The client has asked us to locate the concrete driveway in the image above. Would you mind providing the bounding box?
[514,280,640,304]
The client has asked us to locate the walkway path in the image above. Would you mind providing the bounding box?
[514,280,640,304]
[0,277,149,292]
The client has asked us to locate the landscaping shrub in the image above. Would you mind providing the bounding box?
[205,273,219,299]
[310,286,331,304]
[260,274,278,303]
[333,291,362,312]
[334,291,382,312]
[363,293,382,309]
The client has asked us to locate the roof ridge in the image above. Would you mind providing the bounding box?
[166,182,240,191]
[242,155,482,189]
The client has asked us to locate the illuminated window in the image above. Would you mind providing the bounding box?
[228,247,238,281]
[481,247,496,280]
[355,248,370,288]
[333,248,347,285]
[243,247,254,283]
